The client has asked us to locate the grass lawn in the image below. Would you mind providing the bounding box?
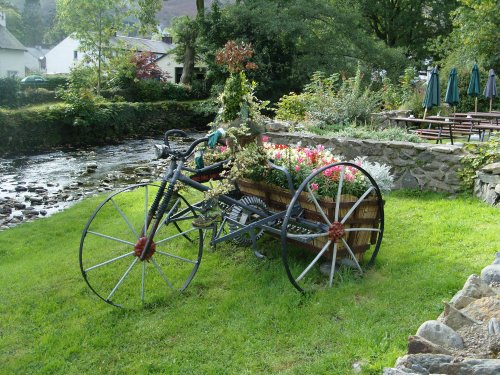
[0,190,498,374]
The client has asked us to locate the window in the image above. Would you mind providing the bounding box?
[175,67,183,83]
[73,50,78,60]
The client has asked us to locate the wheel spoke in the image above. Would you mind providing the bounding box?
[307,184,330,225]
[87,231,136,246]
[334,165,346,222]
[141,261,145,303]
[328,243,338,287]
[340,186,374,224]
[151,258,173,289]
[156,250,198,264]
[155,227,198,245]
[106,257,139,301]
[110,198,139,239]
[296,240,332,282]
[84,251,135,273]
[143,185,148,236]
[341,238,363,273]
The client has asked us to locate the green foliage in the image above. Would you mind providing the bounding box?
[275,92,307,122]
[0,191,498,373]
[199,0,407,101]
[276,68,380,127]
[308,124,425,143]
[21,0,45,46]
[0,0,23,41]
[18,88,59,106]
[0,77,20,108]
[220,72,249,122]
[380,67,419,110]
[458,135,500,192]
[0,100,217,154]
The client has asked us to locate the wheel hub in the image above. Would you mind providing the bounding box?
[328,221,345,242]
[134,237,156,260]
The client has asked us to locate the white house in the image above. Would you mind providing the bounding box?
[0,11,27,78]
[25,46,49,74]
[44,34,186,83]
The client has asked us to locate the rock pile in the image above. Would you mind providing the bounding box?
[383,253,500,374]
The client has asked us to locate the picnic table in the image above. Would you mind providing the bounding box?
[426,116,483,141]
[452,112,500,141]
[390,117,455,144]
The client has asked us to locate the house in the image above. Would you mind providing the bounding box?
[0,11,27,78]
[44,33,187,83]
[25,46,49,74]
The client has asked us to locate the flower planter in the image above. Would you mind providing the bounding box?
[237,178,382,260]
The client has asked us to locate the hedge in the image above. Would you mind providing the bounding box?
[0,100,217,154]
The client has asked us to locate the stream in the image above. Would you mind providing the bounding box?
[0,133,201,230]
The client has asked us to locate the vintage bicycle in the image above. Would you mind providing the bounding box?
[79,130,384,307]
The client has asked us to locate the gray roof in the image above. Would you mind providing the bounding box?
[26,46,50,59]
[0,25,26,51]
[111,35,175,54]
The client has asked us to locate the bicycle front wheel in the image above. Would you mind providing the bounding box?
[79,183,203,308]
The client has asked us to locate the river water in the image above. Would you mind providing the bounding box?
[0,134,201,230]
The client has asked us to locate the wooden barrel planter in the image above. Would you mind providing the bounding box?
[237,178,382,260]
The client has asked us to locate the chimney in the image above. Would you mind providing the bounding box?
[0,11,6,28]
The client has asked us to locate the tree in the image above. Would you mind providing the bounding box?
[0,0,23,42]
[21,0,44,46]
[170,0,204,85]
[440,0,500,71]
[199,0,407,101]
[54,0,162,94]
[358,0,459,63]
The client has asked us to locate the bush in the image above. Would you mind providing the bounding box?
[0,77,20,108]
[307,124,424,143]
[18,88,60,106]
[0,100,217,154]
[458,135,500,192]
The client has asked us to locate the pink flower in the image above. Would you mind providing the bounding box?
[219,146,227,153]
[294,165,301,172]
[345,173,355,182]
[311,182,319,191]
[262,135,269,142]
[297,157,304,164]
[323,168,333,177]
[275,151,281,159]
[317,144,324,152]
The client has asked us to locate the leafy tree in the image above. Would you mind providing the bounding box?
[358,0,458,63]
[199,0,407,101]
[438,0,500,71]
[0,0,24,41]
[170,0,204,85]
[54,0,162,94]
[21,0,45,46]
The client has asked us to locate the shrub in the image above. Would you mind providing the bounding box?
[18,88,60,106]
[308,124,424,143]
[0,77,20,108]
[275,92,308,122]
[458,135,500,192]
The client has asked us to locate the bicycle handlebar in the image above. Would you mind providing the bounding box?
[163,129,209,159]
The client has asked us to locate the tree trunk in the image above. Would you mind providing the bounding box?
[180,44,195,85]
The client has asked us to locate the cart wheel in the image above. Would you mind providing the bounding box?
[228,196,267,245]
[281,162,384,292]
[79,183,203,308]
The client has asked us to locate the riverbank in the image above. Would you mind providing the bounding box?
[0,100,216,155]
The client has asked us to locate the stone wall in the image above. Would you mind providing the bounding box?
[266,132,467,193]
[474,163,500,207]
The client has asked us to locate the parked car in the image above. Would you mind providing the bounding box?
[20,75,47,87]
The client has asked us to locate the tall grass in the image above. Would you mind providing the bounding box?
[0,190,498,374]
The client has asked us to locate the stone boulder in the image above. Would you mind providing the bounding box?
[415,321,464,349]
[449,274,495,309]
[461,296,500,322]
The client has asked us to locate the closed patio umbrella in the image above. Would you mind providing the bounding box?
[445,68,459,113]
[467,64,481,112]
[422,66,440,119]
[484,69,497,112]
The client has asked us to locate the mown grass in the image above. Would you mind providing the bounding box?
[0,190,498,374]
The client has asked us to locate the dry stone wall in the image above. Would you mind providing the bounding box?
[266,132,467,194]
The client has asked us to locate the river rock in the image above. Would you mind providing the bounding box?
[383,368,424,374]
[415,320,464,349]
[407,335,451,355]
[86,163,98,172]
[395,354,453,374]
[449,274,495,309]
[13,202,26,209]
[481,264,500,284]
[462,296,500,322]
[0,206,12,214]
[440,302,481,330]
[15,185,28,192]
[29,196,43,204]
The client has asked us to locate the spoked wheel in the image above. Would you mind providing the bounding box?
[228,196,267,245]
[281,162,384,292]
[79,183,203,308]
